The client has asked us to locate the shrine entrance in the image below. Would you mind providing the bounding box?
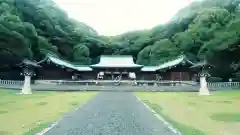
[91,55,143,86]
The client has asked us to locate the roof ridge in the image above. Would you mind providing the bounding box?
[46,54,91,67]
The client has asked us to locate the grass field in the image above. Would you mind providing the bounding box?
[137,91,240,135]
[0,89,96,135]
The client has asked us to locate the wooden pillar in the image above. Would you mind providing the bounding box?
[111,74,114,80]
[180,72,183,81]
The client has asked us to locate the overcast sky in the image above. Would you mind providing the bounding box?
[54,0,193,36]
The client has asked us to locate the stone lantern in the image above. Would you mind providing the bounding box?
[191,61,212,96]
[19,59,41,94]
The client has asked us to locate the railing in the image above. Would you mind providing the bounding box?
[1,79,240,91]
[0,80,24,85]
[33,80,240,90]
[34,80,198,86]
[208,82,240,90]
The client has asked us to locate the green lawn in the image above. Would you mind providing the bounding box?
[136,91,240,135]
[0,89,96,135]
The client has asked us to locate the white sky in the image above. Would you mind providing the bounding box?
[54,0,193,36]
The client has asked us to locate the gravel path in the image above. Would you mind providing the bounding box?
[44,92,177,135]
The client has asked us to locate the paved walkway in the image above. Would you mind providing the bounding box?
[44,92,177,135]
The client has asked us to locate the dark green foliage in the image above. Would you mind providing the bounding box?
[73,44,90,64]
[113,0,240,79]
[0,0,104,65]
[1,0,240,79]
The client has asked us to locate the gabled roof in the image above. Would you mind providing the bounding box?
[43,55,92,71]
[190,60,214,68]
[156,55,194,71]
[21,59,41,68]
[141,55,194,72]
[90,55,143,68]
[190,61,206,68]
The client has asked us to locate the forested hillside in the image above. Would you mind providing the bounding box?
[1,0,240,80]
[112,0,240,80]
[0,0,109,65]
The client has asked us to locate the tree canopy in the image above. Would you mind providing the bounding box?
[0,0,105,65]
[1,0,240,80]
[110,0,240,80]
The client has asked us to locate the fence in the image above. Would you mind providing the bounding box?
[208,82,240,90]
[0,80,24,85]
[1,79,240,91]
[32,80,240,90]
[34,80,198,86]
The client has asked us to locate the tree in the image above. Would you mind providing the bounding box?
[73,44,90,64]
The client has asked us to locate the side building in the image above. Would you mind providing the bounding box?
[36,54,94,80]
[140,55,196,81]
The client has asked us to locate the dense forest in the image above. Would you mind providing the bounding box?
[1,0,240,80]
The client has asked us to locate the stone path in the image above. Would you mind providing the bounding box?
[44,92,178,135]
